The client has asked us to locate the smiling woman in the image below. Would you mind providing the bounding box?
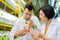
[30,5,60,40]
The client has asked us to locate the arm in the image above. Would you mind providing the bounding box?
[14,29,27,38]
[29,30,51,40]
[9,22,19,40]
[40,34,51,40]
[9,21,27,40]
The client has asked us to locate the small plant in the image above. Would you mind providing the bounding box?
[33,25,37,30]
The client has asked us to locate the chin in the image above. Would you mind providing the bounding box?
[41,20,46,22]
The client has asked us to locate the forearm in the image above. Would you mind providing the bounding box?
[39,34,51,40]
[14,30,27,38]
[43,35,48,40]
[34,38,40,40]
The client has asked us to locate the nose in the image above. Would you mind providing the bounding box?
[27,15,30,18]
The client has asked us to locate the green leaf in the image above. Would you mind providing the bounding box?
[24,26,26,29]
[33,25,37,30]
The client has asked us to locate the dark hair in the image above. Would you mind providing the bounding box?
[38,5,55,19]
[24,3,33,11]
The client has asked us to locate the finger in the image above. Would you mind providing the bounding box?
[29,20,34,24]
[29,29,33,36]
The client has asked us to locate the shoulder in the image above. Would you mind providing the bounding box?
[14,16,24,25]
[54,19,60,25]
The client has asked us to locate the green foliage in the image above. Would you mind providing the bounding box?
[32,0,48,17]
[33,25,37,30]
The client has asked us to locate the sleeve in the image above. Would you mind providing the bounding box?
[9,22,19,40]
[9,21,24,40]
[50,22,60,40]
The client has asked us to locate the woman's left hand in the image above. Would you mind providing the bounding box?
[29,30,42,40]
[29,30,51,40]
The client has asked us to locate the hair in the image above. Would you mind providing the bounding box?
[24,3,33,11]
[38,5,55,19]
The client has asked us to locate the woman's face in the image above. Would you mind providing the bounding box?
[39,10,48,22]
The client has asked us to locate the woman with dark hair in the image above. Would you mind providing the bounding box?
[29,5,60,40]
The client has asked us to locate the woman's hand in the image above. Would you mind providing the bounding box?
[29,30,51,40]
[43,35,51,40]
[29,30,41,40]
[32,31,41,40]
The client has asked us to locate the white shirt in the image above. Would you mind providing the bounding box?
[40,19,60,40]
[9,15,40,40]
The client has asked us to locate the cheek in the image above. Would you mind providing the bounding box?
[40,15,47,22]
[39,14,44,19]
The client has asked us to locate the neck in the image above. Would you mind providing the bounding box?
[46,19,52,27]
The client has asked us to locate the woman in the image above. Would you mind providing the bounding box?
[29,5,60,40]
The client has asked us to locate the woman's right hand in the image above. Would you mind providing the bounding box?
[29,30,41,40]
